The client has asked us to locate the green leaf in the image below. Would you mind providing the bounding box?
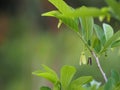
[42,65,58,77]
[47,0,109,18]
[70,76,93,86]
[111,70,120,85]
[42,10,61,17]
[42,11,79,32]
[32,72,58,84]
[92,37,101,53]
[40,86,51,90]
[53,81,61,90]
[80,17,94,42]
[69,76,92,90]
[70,85,86,90]
[60,65,76,90]
[48,0,73,14]
[68,6,109,18]
[94,24,106,45]
[59,16,79,32]
[106,0,120,20]
[111,40,120,47]
[102,30,120,52]
[32,65,59,84]
[103,23,114,41]
[42,65,59,82]
[104,78,115,90]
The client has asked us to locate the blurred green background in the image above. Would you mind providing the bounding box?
[0,0,120,90]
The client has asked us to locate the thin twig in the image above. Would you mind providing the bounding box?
[76,32,91,51]
[91,51,108,82]
[76,32,108,82]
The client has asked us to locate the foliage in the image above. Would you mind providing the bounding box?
[33,65,120,90]
[33,0,120,90]
[104,70,120,90]
[41,0,120,56]
[33,65,93,90]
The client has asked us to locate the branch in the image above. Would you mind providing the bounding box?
[91,51,108,82]
[76,32,108,82]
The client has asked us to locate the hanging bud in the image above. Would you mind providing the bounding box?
[107,14,111,22]
[57,20,62,28]
[99,16,105,22]
[87,56,92,65]
[79,52,87,65]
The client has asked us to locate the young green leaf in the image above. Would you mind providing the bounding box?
[68,6,109,18]
[103,23,114,41]
[32,72,58,84]
[42,65,58,76]
[111,70,120,85]
[42,11,79,32]
[94,24,106,45]
[80,17,94,42]
[60,65,76,90]
[42,65,59,82]
[42,10,61,17]
[40,86,51,90]
[102,30,120,52]
[111,40,120,48]
[53,81,61,90]
[104,78,115,90]
[59,16,79,32]
[70,85,86,90]
[48,0,73,14]
[32,65,59,84]
[92,37,101,53]
[70,76,93,86]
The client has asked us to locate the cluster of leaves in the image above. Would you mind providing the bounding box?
[42,0,120,57]
[32,65,93,90]
[32,65,120,90]
[32,0,120,90]
[104,70,120,90]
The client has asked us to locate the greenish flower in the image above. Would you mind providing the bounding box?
[79,52,87,65]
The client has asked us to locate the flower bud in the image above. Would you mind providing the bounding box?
[87,56,92,65]
[79,52,87,65]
